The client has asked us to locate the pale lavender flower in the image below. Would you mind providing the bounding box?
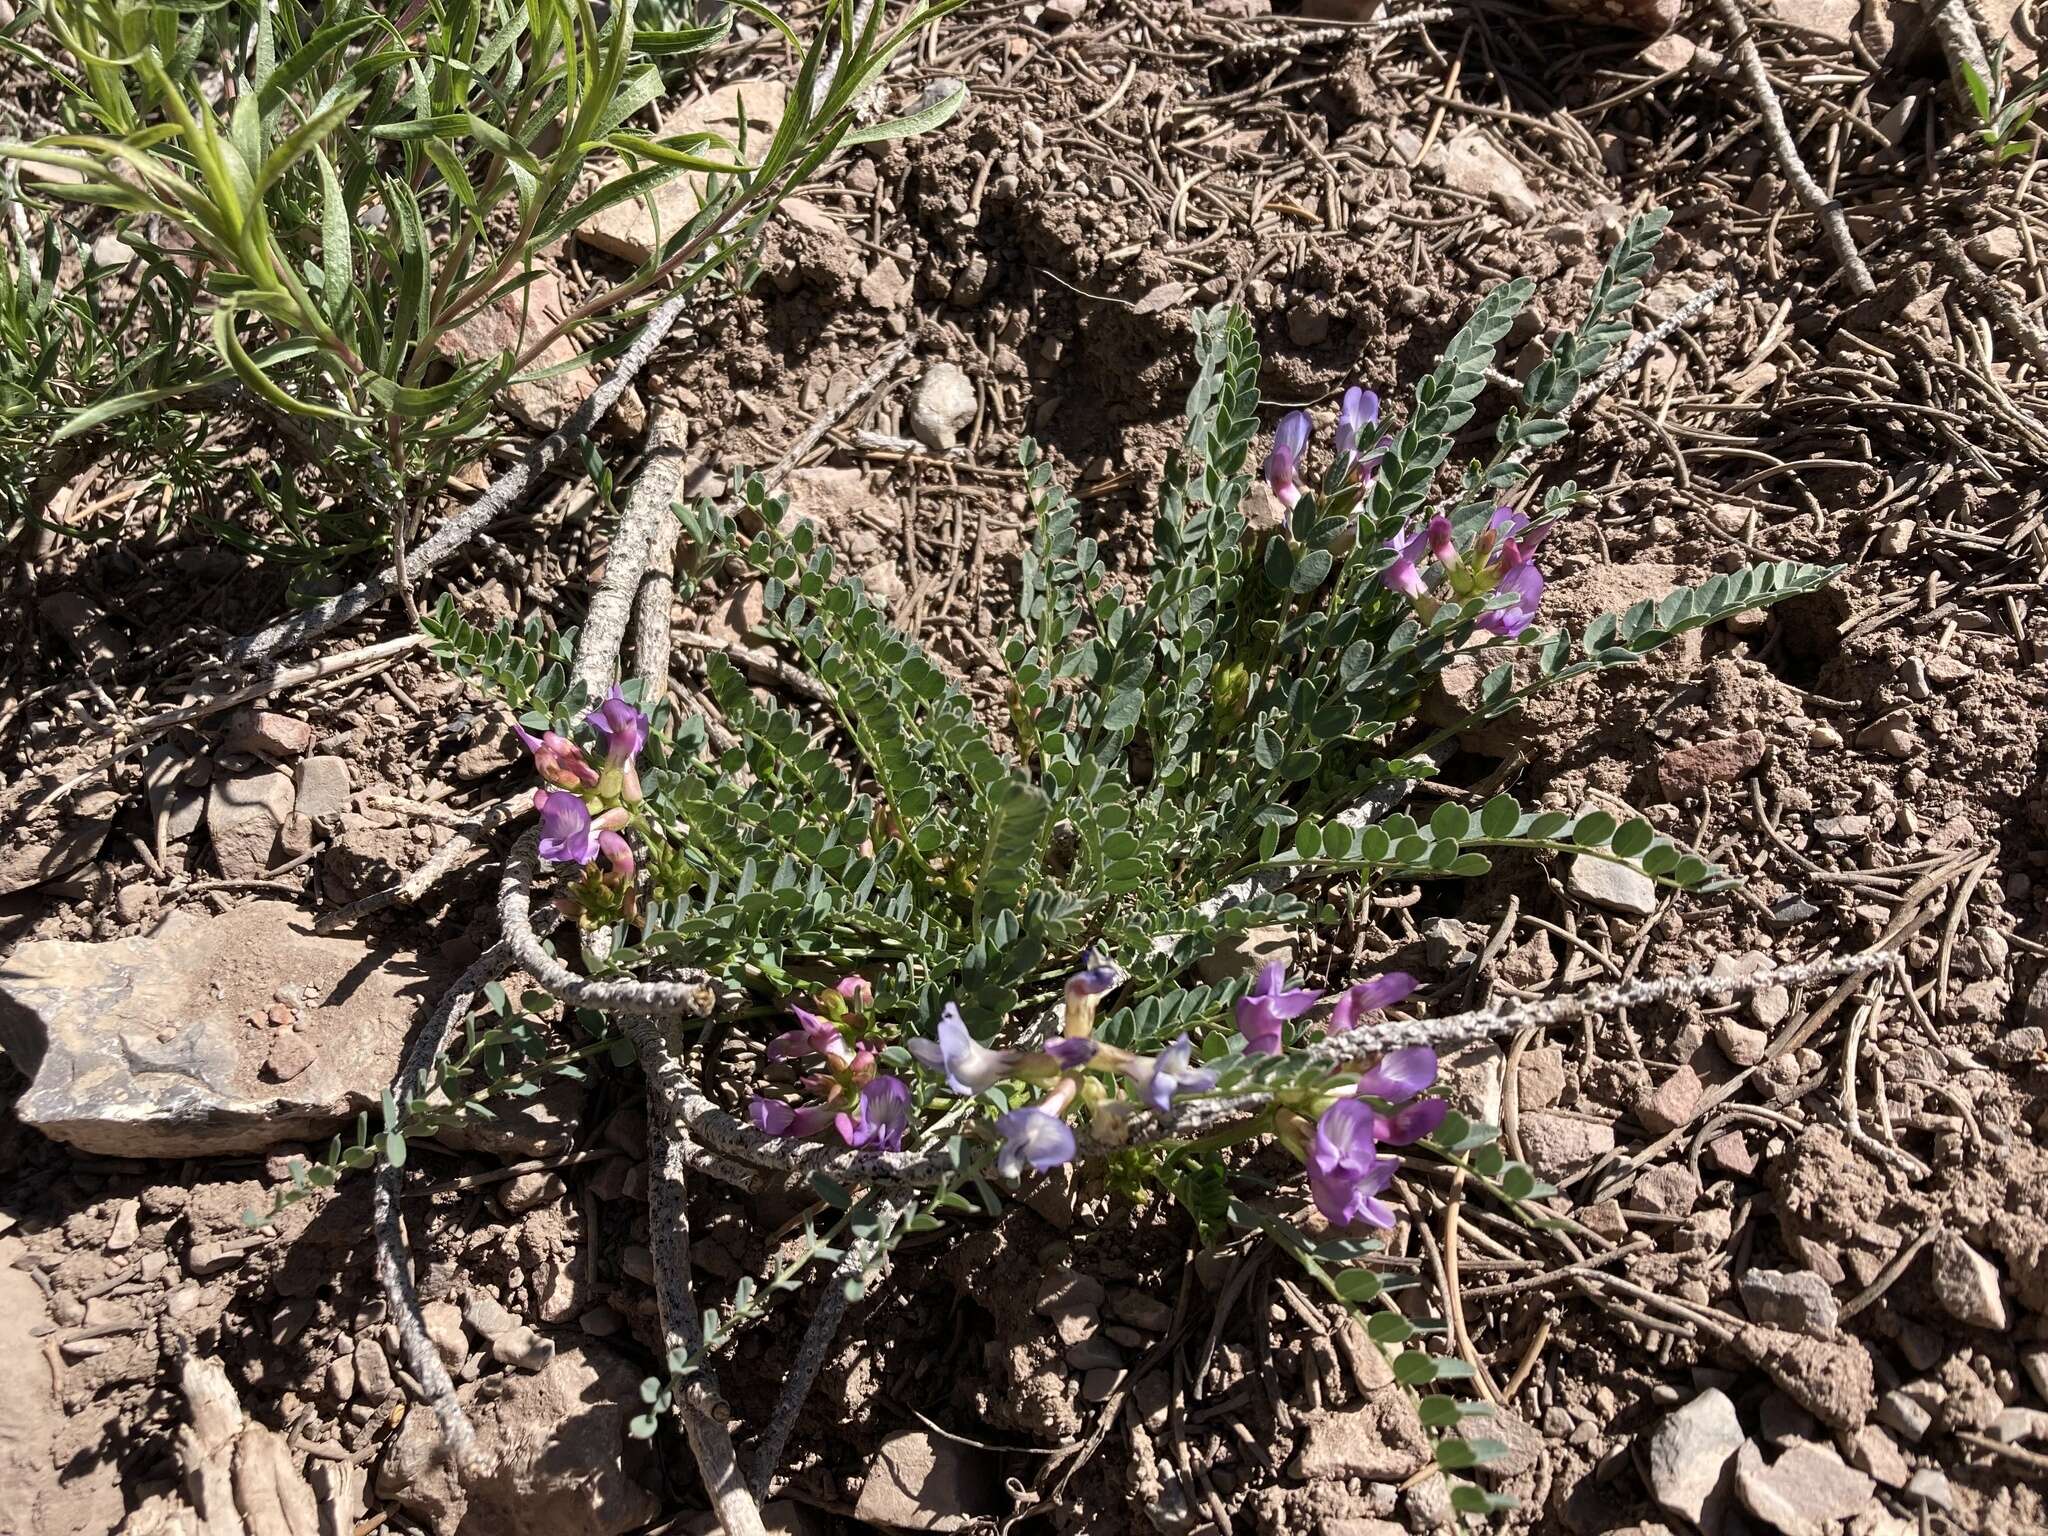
[906,1003,1019,1096]
[994,1106,1077,1179]
[1328,972,1419,1033]
[1332,387,1380,460]
[1373,1097,1450,1146]
[533,788,599,864]
[1125,1033,1219,1114]
[1306,1098,1402,1229]
[1235,961,1322,1056]
[1263,410,1312,508]
[836,1075,909,1152]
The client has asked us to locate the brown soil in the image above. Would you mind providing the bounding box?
[5,0,2048,1534]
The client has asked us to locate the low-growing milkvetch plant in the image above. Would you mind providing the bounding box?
[1,0,966,551]
[290,210,1836,1503]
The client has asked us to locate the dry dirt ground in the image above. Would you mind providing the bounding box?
[4,0,2048,1533]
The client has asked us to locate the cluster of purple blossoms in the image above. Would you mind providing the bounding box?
[898,951,1225,1181]
[1261,386,1390,510]
[1305,1044,1447,1231]
[749,977,911,1152]
[1382,506,1547,638]
[519,686,652,909]
[1235,963,1417,1056]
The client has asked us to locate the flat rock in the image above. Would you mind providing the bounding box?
[377,1342,659,1536]
[0,902,441,1156]
[1637,1064,1704,1133]
[435,268,595,433]
[206,766,294,879]
[1289,1389,1430,1482]
[1739,1268,1839,1339]
[853,1430,1004,1531]
[1518,1111,1615,1180]
[577,82,788,263]
[1929,1231,2007,1329]
[1642,1387,1743,1528]
[294,755,352,821]
[1567,854,1658,917]
[1735,1439,1874,1536]
[1196,923,1294,986]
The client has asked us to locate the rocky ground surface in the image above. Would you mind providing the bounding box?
[5,0,2048,1533]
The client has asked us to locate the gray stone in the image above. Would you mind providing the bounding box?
[1739,1269,1839,1339]
[377,1343,660,1536]
[293,755,352,821]
[1642,1388,1743,1529]
[421,1303,468,1370]
[1735,1439,1874,1536]
[0,902,440,1156]
[1629,1163,1700,1215]
[908,363,977,451]
[206,767,294,878]
[1876,1389,1932,1442]
[491,1325,557,1372]
[1905,1468,1953,1510]
[1567,854,1658,917]
[1929,1231,2007,1329]
[853,1430,1003,1531]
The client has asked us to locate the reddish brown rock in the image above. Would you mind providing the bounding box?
[1658,730,1767,801]
[436,269,596,433]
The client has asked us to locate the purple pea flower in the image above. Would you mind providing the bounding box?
[767,1004,848,1064]
[994,1106,1077,1179]
[585,686,649,764]
[1476,543,1544,637]
[1126,1033,1219,1115]
[514,722,599,789]
[749,1097,833,1138]
[1332,387,1380,460]
[1306,1098,1402,1230]
[1379,521,1431,599]
[596,829,636,888]
[533,788,600,864]
[907,1003,1020,1096]
[1373,1096,1451,1145]
[836,1075,910,1152]
[1355,1044,1447,1147]
[1235,961,1322,1056]
[1043,1037,1099,1071]
[1355,1044,1438,1100]
[1263,410,1312,509]
[585,686,648,802]
[1329,972,1419,1033]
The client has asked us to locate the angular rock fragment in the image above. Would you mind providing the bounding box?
[0,902,440,1156]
